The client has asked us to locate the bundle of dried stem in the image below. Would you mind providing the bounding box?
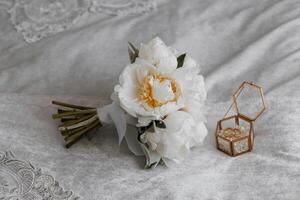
[52,101,102,148]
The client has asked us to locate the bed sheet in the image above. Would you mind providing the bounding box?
[0,0,300,199]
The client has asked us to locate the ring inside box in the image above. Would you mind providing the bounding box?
[217,126,250,155]
[218,126,248,140]
[216,115,253,156]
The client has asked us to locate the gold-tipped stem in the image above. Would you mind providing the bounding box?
[59,115,98,131]
[52,109,97,119]
[58,113,95,128]
[61,126,86,136]
[65,120,102,148]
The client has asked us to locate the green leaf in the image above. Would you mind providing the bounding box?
[138,140,161,169]
[177,53,186,69]
[155,120,166,129]
[128,42,139,54]
[128,47,136,63]
[128,42,139,63]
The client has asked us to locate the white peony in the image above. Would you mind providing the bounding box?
[114,37,207,166]
[144,111,207,164]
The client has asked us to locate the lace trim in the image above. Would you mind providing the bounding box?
[7,0,156,43]
[89,0,156,16]
[0,151,79,200]
[8,0,90,43]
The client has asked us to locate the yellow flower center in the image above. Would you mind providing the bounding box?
[138,73,179,108]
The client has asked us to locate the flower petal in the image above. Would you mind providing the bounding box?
[139,37,178,73]
[189,121,208,147]
[156,56,177,74]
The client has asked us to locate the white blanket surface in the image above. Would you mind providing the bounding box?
[0,0,300,199]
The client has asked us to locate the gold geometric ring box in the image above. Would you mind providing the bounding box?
[215,81,267,156]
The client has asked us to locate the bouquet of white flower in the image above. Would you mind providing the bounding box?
[52,37,207,168]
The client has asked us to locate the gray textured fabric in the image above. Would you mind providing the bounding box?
[0,94,299,199]
[0,0,300,199]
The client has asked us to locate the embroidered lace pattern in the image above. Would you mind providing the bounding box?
[0,151,78,200]
[7,0,156,43]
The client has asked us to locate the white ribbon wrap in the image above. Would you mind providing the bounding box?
[97,102,144,156]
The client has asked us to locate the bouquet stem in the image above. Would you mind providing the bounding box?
[52,101,102,148]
